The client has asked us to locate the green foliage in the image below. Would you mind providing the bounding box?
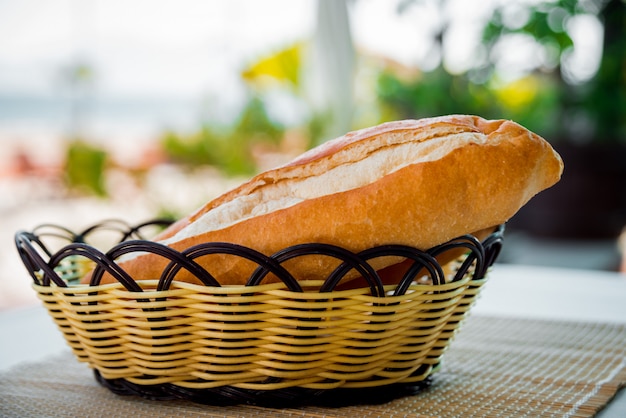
[582,0,626,141]
[64,140,108,197]
[384,0,625,143]
[481,0,626,142]
[377,67,492,119]
[304,110,334,147]
[233,96,284,145]
[483,2,576,55]
[376,67,563,138]
[160,95,285,176]
[161,126,224,167]
[491,75,562,138]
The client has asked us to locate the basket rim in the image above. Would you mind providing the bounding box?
[16,219,504,297]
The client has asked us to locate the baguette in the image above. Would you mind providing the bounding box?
[90,115,563,286]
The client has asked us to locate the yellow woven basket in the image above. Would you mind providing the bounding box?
[15,220,503,406]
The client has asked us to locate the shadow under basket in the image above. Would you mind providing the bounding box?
[14,220,504,407]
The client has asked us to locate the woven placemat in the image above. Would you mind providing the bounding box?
[2,314,625,418]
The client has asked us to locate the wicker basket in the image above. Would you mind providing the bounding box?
[14,220,504,406]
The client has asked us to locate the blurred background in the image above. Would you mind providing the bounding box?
[1,0,625,310]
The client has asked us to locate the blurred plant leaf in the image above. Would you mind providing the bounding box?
[377,67,495,119]
[234,95,284,144]
[376,65,560,137]
[160,94,285,176]
[483,1,576,47]
[241,43,303,89]
[481,0,626,141]
[64,140,108,197]
[491,74,561,137]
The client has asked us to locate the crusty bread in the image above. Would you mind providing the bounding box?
[91,115,563,286]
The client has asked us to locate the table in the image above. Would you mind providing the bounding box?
[1,264,625,417]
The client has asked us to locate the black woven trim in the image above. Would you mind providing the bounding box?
[94,368,433,407]
[14,219,504,296]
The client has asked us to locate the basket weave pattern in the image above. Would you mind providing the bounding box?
[15,220,503,403]
[34,276,484,390]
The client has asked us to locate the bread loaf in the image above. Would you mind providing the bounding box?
[91,115,563,286]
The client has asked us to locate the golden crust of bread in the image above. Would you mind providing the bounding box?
[91,115,563,286]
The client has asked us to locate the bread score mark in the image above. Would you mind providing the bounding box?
[159,131,490,249]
